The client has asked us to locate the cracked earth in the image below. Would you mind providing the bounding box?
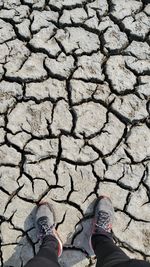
[0,0,150,266]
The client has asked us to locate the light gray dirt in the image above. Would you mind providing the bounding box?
[0,0,150,266]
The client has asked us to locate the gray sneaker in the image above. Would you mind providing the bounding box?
[92,196,114,235]
[36,202,63,257]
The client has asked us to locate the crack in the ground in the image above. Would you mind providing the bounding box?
[0,0,150,265]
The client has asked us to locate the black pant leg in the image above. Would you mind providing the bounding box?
[91,234,129,267]
[24,235,61,267]
[115,259,150,267]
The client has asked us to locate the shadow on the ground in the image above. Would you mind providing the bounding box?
[59,199,97,267]
[4,199,97,267]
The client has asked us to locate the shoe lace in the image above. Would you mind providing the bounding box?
[38,218,55,237]
[95,211,111,232]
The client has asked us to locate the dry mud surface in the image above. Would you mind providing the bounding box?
[0,0,150,266]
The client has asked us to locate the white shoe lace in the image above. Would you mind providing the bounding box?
[38,218,55,238]
[95,211,111,233]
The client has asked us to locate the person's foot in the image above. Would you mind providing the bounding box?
[91,195,114,236]
[35,202,63,257]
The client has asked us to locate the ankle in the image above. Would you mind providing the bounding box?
[42,234,58,243]
[91,232,112,250]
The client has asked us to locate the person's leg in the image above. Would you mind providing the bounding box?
[91,234,129,267]
[25,235,60,267]
[24,202,63,267]
[115,258,150,267]
[90,196,150,267]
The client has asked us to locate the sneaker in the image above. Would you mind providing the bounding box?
[92,196,114,235]
[35,202,63,257]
